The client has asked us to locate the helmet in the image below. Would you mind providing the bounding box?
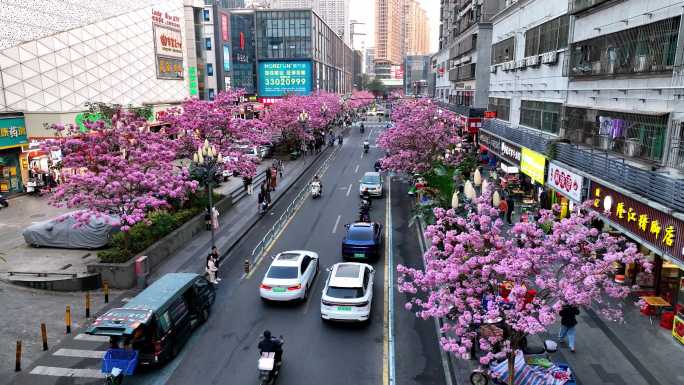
[263,330,271,339]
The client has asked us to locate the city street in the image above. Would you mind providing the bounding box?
[8,120,450,385]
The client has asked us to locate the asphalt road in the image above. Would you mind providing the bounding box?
[8,118,450,385]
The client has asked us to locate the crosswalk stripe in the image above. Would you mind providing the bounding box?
[74,334,110,342]
[53,348,106,359]
[30,366,104,378]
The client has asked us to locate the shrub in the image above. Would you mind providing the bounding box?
[97,192,221,263]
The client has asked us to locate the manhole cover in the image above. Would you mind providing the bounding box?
[30,214,46,219]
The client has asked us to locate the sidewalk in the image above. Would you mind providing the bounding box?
[0,148,327,383]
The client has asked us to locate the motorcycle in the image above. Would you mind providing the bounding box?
[358,209,370,223]
[259,200,270,215]
[0,194,8,209]
[360,124,365,134]
[258,337,284,385]
[363,142,369,154]
[310,181,321,199]
[338,136,343,146]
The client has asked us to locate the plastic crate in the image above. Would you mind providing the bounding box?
[555,363,576,385]
[101,349,138,375]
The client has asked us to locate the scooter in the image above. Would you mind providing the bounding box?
[258,337,284,385]
[363,143,369,154]
[310,181,321,199]
[259,200,270,215]
[358,208,370,223]
[0,194,8,209]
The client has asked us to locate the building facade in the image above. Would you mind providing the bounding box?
[253,8,353,99]
[365,47,376,76]
[0,0,193,194]
[479,0,684,307]
[404,55,431,96]
[267,0,350,44]
[374,0,403,67]
[404,0,431,56]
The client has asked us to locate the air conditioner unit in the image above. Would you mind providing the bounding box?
[490,65,497,73]
[541,51,558,64]
[526,55,540,67]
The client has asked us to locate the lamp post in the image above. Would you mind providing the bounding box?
[191,139,223,249]
[298,110,310,131]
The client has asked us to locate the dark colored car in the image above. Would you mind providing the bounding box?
[341,222,384,261]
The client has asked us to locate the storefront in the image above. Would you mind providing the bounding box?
[590,181,684,344]
[0,115,28,194]
[546,161,586,217]
[517,147,547,216]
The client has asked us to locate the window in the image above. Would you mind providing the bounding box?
[168,298,189,324]
[300,256,311,274]
[326,286,364,299]
[524,15,570,57]
[488,98,511,121]
[492,37,515,64]
[206,63,213,76]
[208,88,215,100]
[205,37,212,50]
[267,266,299,279]
[203,9,210,22]
[520,100,561,134]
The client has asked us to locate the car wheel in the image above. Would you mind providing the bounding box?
[302,285,309,301]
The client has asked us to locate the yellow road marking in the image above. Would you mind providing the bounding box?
[383,181,390,385]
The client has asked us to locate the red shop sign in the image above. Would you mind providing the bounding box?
[221,14,229,41]
[590,181,684,264]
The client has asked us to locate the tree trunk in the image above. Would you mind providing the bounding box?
[507,352,514,385]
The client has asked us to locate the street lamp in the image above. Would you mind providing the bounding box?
[191,139,223,249]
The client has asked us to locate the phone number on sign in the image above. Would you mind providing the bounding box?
[263,78,307,86]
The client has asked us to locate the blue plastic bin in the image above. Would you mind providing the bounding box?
[101,349,138,375]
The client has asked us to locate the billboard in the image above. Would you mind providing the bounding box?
[152,9,183,80]
[258,60,312,97]
[223,44,231,72]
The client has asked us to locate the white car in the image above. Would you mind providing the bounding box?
[260,250,319,302]
[321,262,375,322]
[359,172,383,197]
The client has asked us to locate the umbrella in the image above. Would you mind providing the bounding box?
[493,190,501,207]
[451,191,460,209]
[474,168,482,186]
[464,180,476,200]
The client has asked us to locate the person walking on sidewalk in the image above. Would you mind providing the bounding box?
[270,164,278,191]
[505,194,515,224]
[559,304,580,352]
[243,175,253,195]
[265,168,272,190]
[277,160,284,178]
[210,246,221,282]
[206,254,218,284]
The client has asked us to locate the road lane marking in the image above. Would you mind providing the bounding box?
[332,215,341,234]
[346,183,352,197]
[30,366,104,378]
[355,164,359,173]
[387,175,396,385]
[53,348,106,359]
[74,334,109,342]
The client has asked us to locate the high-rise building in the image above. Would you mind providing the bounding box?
[267,1,350,44]
[365,47,376,76]
[219,0,245,7]
[374,0,403,67]
[403,0,430,56]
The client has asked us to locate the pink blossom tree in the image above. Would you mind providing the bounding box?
[161,89,273,177]
[378,98,462,174]
[44,110,198,232]
[398,191,649,384]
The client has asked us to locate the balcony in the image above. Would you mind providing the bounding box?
[569,0,615,15]
[482,119,554,155]
[567,16,680,78]
[435,101,484,118]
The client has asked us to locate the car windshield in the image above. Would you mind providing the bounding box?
[326,286,364,299]
[362,175,380,184]
[267,266,298,279]
[348,227,374,241]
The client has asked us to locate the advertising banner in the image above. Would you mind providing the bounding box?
[258,60,312,97]
[188,67,199,96]
[153,25,183,59]
[221,13,229,41]
[499,141,521,166]
[591,181,684,265]
[547,162,584,202]
[520,147,547,184]
[0,118,28,149]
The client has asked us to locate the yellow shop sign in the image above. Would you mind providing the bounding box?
[520,147,547,184]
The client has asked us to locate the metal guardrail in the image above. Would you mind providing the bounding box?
[7,271,78,278]
[249,147,340,263]
[228,169,268,204]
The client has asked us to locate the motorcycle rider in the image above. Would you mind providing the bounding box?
[338,134,343,145]
[360,122,365,133]
[374,160,382,172]
[258,330,283,368]
[363,140,370,153]
[361,188,372,208]
[312,175,322,193]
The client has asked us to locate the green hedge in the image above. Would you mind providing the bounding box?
[97,192,222,263]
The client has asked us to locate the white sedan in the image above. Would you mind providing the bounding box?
[321,262,375,322]
[260,250,319,302]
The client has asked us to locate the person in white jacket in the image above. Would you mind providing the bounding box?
[206,254,218,284]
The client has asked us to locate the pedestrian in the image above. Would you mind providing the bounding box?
[206,254,218,284]
[277,160,284,178]
[270,165,277,191]
[204,206,212,230]
[300,141,307,156]
[558,304,580,352]
[261,181,268,196]
[210,247,221,282]
[498,197,508,221]
[244,175,253,195]
[505,194,515,224]
[257,189,265,213]
[265,167,272,190]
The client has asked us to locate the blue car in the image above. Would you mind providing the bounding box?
[341,222,384,261]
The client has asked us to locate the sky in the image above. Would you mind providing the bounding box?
[349,0,440,53]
